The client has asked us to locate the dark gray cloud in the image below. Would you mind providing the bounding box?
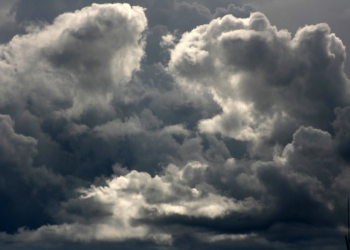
[0,0,22,43]
[0,1,350,250]
[252,0,350,77]
[0,114,65,233]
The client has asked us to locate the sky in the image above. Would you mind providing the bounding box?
[0,0,350,249]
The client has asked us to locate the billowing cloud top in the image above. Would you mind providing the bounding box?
[170,12,348,144]
[0,1,350,250]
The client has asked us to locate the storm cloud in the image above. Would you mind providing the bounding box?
[0,1,350,250]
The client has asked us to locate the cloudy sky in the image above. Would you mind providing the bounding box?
[0,0,350,249]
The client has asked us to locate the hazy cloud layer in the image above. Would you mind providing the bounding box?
[0,1,350,250]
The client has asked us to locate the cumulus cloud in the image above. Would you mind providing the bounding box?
[1,2,350,250]
[146,0,254,33]
[169,12,350,155]
[1,162,260,244]
[3,124,349,249]
[0,114,65,234]
[0,3,147,119]
[93,116,144,138]
[0,114,37,166]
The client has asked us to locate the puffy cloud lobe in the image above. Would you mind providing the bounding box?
[213,4,256,19]
[142,1,255,65]
[0,108,348,248]
[2,124,348,248]
[93,116,144,139]
[0,114,65,233]
[0,1,153,235]
[0,114,37,166]
[5,0,255,68]
[333,107,350,160]
[0,3,147,119]
[44,3,146,88]
[282,126,339,186]
[169,12,350,151]
[1,162,260,244]
[146,0,254,33]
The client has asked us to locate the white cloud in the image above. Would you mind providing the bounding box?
[0,3,147,119]
[160,124,189,136]
[160,33,176,48]
[93,116,144,138]
[1,161,261,244]
[169,12,349,154]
